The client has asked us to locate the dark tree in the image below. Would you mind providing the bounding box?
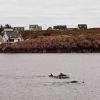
[4,24,12,28]
[0,25,4,33]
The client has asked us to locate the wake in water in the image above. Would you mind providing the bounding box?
[0,74,46,79]
[0,74,84,88]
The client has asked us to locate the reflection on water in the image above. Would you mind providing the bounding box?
[0,54,100,100]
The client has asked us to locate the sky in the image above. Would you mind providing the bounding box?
[0,0,100,29]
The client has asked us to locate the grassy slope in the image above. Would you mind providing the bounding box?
[22,28,100,40]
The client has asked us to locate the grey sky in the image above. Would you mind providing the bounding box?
[0,0,100,29]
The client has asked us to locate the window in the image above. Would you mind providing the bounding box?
[9,39,14,42]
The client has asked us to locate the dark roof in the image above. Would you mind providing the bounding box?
[6,31,20,38]
[53,25,67,29]
[78,24,87,26]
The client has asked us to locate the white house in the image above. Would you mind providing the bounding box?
[3,28,23,43]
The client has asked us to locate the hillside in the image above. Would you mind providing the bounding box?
[1,28,100,53]
[22,28,100,40]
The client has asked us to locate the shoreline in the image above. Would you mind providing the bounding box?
[1,48,100,53]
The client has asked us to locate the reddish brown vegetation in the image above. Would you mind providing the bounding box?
[2,35,100,53]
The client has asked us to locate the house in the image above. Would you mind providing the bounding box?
[78,24,87,29]
[53,25,67,30]
[29,25,42,31]
[3,28,23,43]
[14,27,25,32]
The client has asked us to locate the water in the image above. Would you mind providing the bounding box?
[0,54,100,100]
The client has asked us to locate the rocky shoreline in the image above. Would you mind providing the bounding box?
[1,48,100,53]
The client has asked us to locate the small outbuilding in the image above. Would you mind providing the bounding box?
[47,27,52,30]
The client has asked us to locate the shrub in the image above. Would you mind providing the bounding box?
[43,32,51,36]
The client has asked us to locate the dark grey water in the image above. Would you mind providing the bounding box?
[0,54,100,100]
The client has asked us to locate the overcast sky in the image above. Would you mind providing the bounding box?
[0,0,100,29]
